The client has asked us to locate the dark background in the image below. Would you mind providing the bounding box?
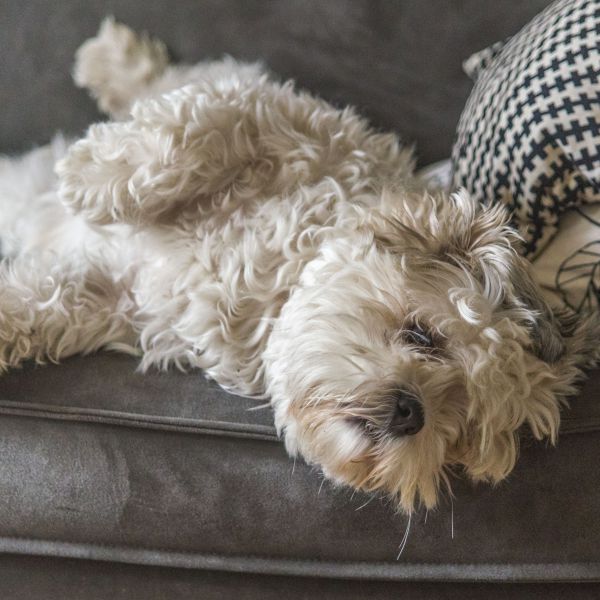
[1,0,551,165]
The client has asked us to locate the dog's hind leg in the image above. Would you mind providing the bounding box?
[55,79,271,225]
[0,138,69,257]
[73,17,169,120]
[74,18,264,122]
[0,253,137,371]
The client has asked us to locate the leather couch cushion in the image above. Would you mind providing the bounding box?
[0,354,599,581]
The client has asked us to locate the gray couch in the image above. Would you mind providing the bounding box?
[1,1,599,598]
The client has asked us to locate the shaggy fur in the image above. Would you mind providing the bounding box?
[1,19,598,513]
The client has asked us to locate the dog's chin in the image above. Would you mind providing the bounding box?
[293,419,452,512]
[276,340,570,514]
[281,395,458,513]
[286,400,540,514]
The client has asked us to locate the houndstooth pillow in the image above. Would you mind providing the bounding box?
[452,0,600,262]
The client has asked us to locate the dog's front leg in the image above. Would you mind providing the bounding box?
[0,254,137,371]
[55,82,265,226]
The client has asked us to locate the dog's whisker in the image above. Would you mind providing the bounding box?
[354,494,376,511]
[318,477,326,496]
[246,402,271,411]
[396,512,412,560]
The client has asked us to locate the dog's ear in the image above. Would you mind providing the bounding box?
[447,192,569,363]
[373,189,569,363]
[450,192,571,363]
[371,189,518,298]
[503,255,567,363]
[372,189,516,266]
[457,428,519,485]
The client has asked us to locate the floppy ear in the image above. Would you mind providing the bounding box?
[503,255,567,363]
[458,428,519,484]
[371,189,519,294]
[373,189,569,362]
[448,191,568,363]
[453,192,572,363]
[372,189,516,263]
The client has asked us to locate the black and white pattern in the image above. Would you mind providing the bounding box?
[452,0,600,261]
[556,237,600,312]
[462,40,507,82]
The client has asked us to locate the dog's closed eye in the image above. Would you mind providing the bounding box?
[400,321,448,355]
[402,323,433,348]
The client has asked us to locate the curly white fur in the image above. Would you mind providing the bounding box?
[1,20,598,513]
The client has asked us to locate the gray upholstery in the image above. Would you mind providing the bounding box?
[2,1,599,597]
[0,354,600,579]
[2,0,552,166]
[2,555,600,600]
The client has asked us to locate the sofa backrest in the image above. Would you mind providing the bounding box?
[0,0,551,164]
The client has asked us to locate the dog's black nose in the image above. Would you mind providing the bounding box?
[389,391,424,436]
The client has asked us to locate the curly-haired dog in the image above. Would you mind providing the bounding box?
[0,19,597,512]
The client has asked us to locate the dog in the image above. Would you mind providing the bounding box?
[0,19,597,513]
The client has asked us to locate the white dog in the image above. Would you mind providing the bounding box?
[0,19,597,513]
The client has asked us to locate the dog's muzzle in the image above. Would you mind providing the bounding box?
[389,390,424,436]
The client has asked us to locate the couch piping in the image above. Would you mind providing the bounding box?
[0,536,599,582]
[0,400,279,441]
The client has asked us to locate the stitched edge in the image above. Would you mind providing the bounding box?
[0,401,279,442]
[0,536,599,582]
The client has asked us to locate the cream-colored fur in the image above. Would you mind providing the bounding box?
[1,19,598,513]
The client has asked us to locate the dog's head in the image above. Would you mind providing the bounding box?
[264,190,596,513]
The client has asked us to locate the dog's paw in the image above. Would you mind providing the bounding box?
[55,121,140,224]
[74,17,168,118]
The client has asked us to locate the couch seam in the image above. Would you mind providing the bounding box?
[0,534,600,582]
[0,401,279,441]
